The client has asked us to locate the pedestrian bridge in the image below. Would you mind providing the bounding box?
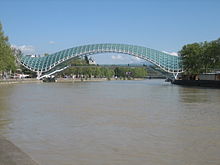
[16,43,183,79]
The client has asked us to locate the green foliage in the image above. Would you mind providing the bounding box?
[59,65,147,79]
[84,55,89,65]
[58,57,148,79]
[132,67,147,78]
[179,43,203,74]
[68,56,88,66]
[0,23,16,74]
[114,67,147,78]
[19,65,37,77]
[179,38,220,75]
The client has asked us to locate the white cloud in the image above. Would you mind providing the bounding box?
[11,45,35,54]
[49,41,55,44]
[111,55,124,60]
[111,55,144,64]
[129,56,144,64]
[131,56,141,62]
[162,51,178,56]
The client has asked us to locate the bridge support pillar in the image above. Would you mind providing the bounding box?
[37,71,42,80]
[173,72,179,80]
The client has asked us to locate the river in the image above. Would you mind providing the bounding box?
[0,79,220,165]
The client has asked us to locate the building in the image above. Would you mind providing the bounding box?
[26,54,37,58]
[88,57,96,65]
[198,73,220,81]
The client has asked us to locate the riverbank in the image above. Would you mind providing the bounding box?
[0,136,39,165]
[56,77,146,83]
[0,77,148,85]
[0,78,41,85]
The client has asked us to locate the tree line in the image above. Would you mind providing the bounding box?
[0,23,16,78]
[58,66,147,79]
[179,38,220,75]
[57,56,148,79]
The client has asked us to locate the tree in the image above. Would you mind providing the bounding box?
[179,38,220,76]
[179,43,203,75]
[0,22,16,77]
[132,67,147,78]
[93,67,101,78]
[201,41,219,72]
[84,55,89,65]
[207,39,220,69]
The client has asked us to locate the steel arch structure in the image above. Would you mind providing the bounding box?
[16,43,183,79]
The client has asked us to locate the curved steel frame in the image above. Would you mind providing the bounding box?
[16,43,183,79]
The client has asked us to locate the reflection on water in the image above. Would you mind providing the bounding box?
[178,87,216,103]
[0,85,15,135]
[0,80,220,165]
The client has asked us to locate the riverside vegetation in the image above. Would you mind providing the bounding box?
[56,57,148,79]
[179,38,220,76]
[0,23,16,78]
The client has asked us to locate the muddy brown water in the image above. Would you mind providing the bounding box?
[0,80,220,165]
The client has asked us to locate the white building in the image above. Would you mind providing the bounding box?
[89,57,96,65]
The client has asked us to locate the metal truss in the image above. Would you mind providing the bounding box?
[16,43,183,79]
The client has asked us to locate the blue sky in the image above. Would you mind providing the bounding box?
[0,0,220,64]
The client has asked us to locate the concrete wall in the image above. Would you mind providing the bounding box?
[198,74,216,80]
[0,136,39,165]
